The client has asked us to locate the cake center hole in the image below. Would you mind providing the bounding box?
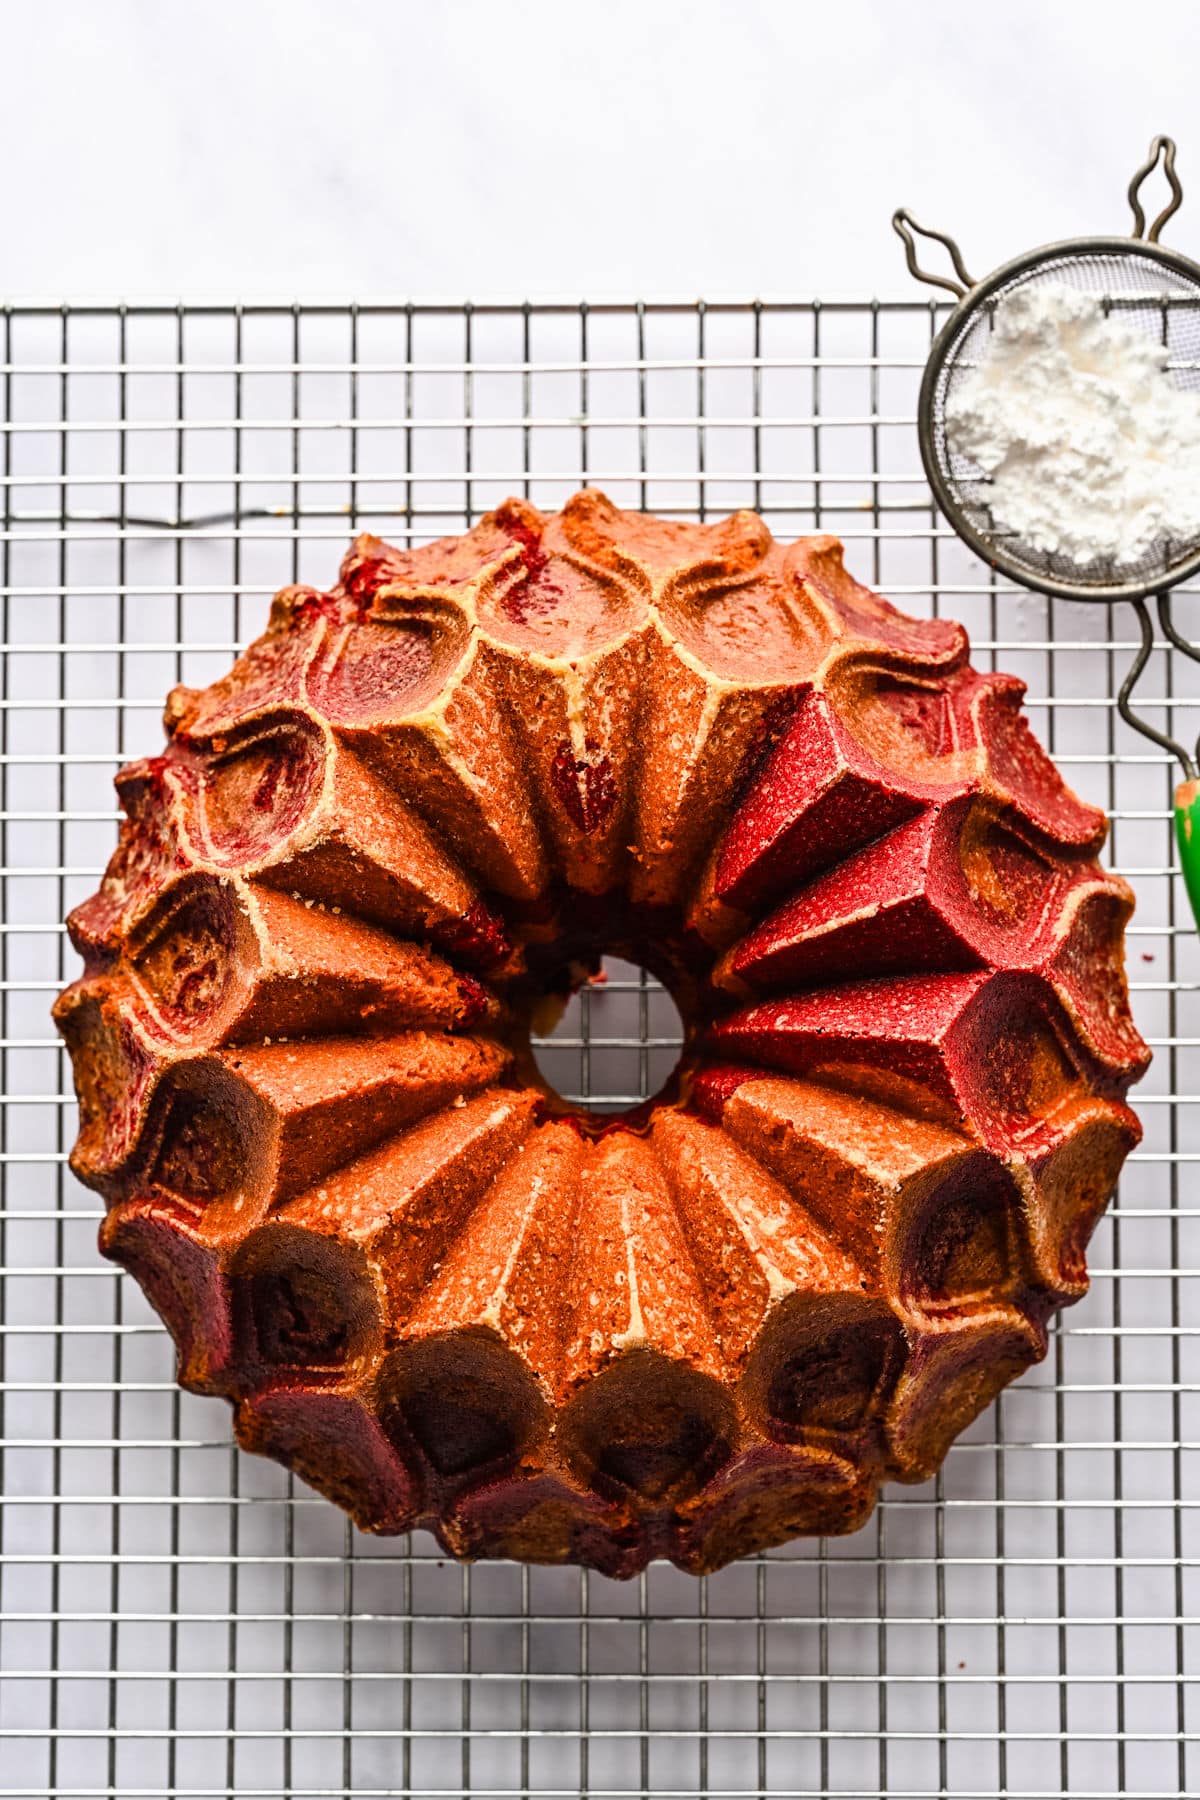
[529,956,686,1119]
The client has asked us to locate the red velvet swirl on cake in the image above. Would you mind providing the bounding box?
[55,492,1148,1576]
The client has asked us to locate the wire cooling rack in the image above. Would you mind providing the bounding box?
[1,297,1198,1800]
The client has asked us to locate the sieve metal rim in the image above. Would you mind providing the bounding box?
[916,232,1200,605]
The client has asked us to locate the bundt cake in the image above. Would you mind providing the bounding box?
[55,491,1148,1576]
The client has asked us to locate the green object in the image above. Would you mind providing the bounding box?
[1174,779,1200,930]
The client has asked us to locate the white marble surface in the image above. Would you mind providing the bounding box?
[7,0,1200,301]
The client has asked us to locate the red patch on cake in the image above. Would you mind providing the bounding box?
[437,899,512,971]
[497,515,576,625]
[549,742,619,833]
[455,975,490,1026]
[690,1063,756,1123]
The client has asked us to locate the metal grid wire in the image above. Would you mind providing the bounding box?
[0,296,1197,1800]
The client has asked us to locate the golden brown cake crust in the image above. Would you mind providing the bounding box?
[55,491,1148,1575]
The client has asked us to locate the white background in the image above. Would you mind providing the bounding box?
[5,0,1200,301]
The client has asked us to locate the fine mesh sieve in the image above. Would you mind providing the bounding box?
[895,136,1200,603]
[896,135,1200,927]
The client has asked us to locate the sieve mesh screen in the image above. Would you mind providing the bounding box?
[927,247,1200,591]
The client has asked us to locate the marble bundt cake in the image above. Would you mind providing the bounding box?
[55,491,1148,1576]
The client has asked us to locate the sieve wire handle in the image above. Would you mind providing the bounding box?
[891,211,976,299]
[1128,134,1183,243]
[1119,594,1200,930]
[1118,595,1197,774]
